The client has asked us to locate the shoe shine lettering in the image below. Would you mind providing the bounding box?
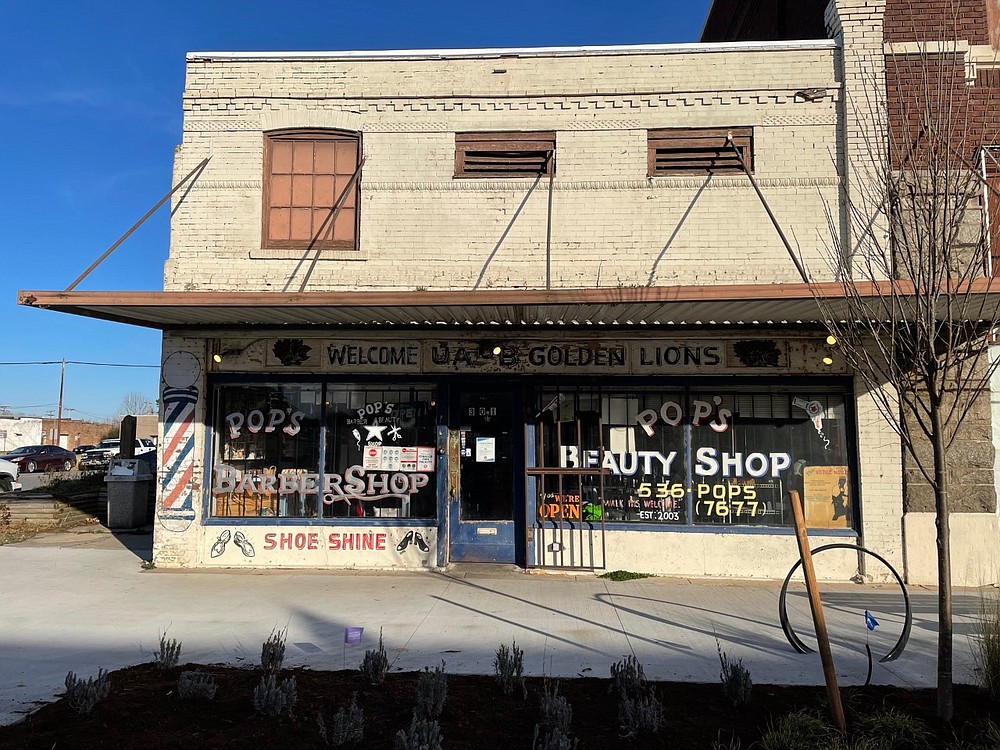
[261,531,388,552]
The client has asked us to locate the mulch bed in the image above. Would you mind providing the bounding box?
[0,663,996,749]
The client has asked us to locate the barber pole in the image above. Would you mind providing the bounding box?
[158,351,202,532]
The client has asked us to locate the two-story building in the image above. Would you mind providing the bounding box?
[22,0,939,582]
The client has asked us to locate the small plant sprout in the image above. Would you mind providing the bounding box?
[261,627,287,674]
[360,628,389,686]
[493,640,525,697]
[318,692,365,746]
[717,640,753,707]
[609,654,646,698]
[414,662,448,721]
[532,725,578,750]
[617,685,664,738]
[538,680,572,734]
[252,674,297,717]
[972,591,1000,700]
[64,668,111,715]
[154,632,181,669]
[177,670,217,701]
[394,716,443,750]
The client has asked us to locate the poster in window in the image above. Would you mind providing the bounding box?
[476,437,495,463]
[803,466,851,529]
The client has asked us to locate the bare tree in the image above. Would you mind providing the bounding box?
[812,35,1000,721]
[117,391,154,419]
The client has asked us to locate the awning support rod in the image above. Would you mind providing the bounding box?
[725,135,810,285]
[296,157,366,293]
[64,157,212,292]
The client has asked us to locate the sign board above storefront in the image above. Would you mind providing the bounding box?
[239,336,845,374]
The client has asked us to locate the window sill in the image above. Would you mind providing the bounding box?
[251,248,367,261]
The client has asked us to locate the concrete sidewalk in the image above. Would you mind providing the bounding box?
[0,527,986,725]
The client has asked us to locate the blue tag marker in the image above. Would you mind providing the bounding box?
[865,610,879,631]
[345,627,364,644]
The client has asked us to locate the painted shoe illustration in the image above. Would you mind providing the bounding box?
[413,531,429,553]
[210,529,231,558]
[396,530,414,552]
[233,530,255,558]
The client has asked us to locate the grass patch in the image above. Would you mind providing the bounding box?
[0,519,61,545]
[599,570,654,582]
[37,473,105,498]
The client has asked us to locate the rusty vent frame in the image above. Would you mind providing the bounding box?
[647,127,753,176]
[455,132,555,178]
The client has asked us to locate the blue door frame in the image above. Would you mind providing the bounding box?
[446,383,525,564]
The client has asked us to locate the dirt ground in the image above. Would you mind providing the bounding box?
[0,663,997,749]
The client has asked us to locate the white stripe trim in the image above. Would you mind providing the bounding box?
[187,39,838,63]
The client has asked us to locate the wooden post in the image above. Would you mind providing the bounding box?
[789,489,847,734]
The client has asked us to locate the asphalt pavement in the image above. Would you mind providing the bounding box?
[0,525,989,725]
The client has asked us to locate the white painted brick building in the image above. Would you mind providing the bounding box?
[28,0,986,586]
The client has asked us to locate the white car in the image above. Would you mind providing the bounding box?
[0,457,22,493]
[79,438,156,471]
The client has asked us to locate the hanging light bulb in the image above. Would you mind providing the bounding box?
[822,355,834,366]
[826,335,838,346]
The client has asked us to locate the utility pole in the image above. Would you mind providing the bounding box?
[55,358,65,447]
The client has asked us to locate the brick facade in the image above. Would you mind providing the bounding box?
[148,3,930,582]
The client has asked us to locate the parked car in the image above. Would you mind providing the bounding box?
[0,445,77,473]
[79,438,156,471]
[0,457,21,493]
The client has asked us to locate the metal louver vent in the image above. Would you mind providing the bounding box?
[648,127,753,176]
[456,132,555,178]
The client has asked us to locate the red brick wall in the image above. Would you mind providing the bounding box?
[885,0,989,45]
[42,418,115,450]
[887,52,1000,164]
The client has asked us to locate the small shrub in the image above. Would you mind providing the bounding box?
[360,629,389,686]
[494,640,525,697]
[759,709,835,750]
[538,680,572,734]
[394,716,443,750]
[711,731,742,750]
[856,707,932,750]
[609,654,646,698]
[533,724,579,750]
[618,685,664,738]
[0,503,10,528]
[414,662,447,721]
[154,633,181,669]
[717,640,753,707]
[973,592,1000,701]
[318,692,364,746]
[64,668,111,715]
[261,627,287,674]
[598,570,654,581]
[948,719,1000,749]
[253,674,297,717]
[177,670,217,701]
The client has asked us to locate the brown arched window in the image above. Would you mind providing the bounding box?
[263,129,360,250]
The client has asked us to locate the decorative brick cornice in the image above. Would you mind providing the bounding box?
[194,176,841,192]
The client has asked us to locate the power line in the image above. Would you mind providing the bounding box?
[0,360,158,368]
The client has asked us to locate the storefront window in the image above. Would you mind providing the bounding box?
[211,382,437,520]
[212,384,322,518]
[534,386,853,530]
[322,384,437,519]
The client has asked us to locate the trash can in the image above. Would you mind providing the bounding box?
[105,458,152,529]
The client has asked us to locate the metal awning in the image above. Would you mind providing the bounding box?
[16,280,1000,330]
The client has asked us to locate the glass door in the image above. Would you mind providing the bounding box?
[448,386,522,563]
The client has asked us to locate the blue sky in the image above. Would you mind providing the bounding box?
[1,0,711,423]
